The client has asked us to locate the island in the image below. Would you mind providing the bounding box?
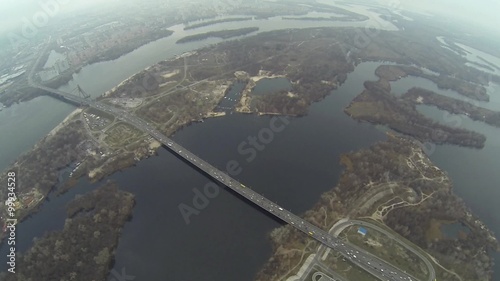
[176,27,260,43]
[183,17,254,30]
[0,182,134,281]
[375,64,490,101]
[345,80,487,148]
[1,22,500,280]
[282,15,369,22]
[403,87,500,127]
[1,23,498,235]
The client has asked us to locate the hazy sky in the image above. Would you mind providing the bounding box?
[0,0,117,36]
[382,0,499,29]
[0,0,499,38]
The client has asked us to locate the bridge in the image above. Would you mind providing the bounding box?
[31,82,433,281]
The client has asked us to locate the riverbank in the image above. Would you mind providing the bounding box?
[255,134,499,281]
[345,78,487,148]
[403,87,500,127]
[0,182,135,281]
[176,27,260,43]
[2,24,500,280]
[1,24,497,238]
[46,108,83,138]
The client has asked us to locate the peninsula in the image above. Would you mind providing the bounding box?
[255,135,499,281]
[0,25,499,280]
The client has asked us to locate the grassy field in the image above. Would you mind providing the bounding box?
[104,123,144,147]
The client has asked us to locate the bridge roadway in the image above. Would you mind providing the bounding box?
[34,85,424,281]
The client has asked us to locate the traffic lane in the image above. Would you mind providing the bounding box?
[346,220,435,281]
[331,220,432,279]
[42,90,417,281]
[106,107,413,281]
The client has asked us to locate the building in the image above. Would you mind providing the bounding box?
[358,227,367,236]
[39,58,70,82]
[0,70,26,85]
[55,59,70,73]
[39,68,58,82]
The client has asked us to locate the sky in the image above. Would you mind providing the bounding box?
[381,0,500,30]
[0,0,499,38]
[0,0,118,36]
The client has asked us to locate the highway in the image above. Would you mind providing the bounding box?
[31,82,429,281]
[331,220,435,281]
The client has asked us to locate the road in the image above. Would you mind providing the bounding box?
[30,81,428,281]
[331,219,436,281]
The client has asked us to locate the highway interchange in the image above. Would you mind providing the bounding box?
[331,220,435,281]
[30,82,434,281]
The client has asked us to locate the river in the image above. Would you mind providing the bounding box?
[391,76,500,279]
[1,7,500,281]
[0,97,74,172]
[0,10,396,173]
[0,61,388,280]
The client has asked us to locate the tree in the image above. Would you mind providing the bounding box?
[93,247,110,266]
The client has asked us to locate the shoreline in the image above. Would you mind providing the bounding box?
[46,108,83,138]
[2,25,500,280]
[103,66,151,98]
[254,135,499,281]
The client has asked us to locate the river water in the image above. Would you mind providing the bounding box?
[0,97,74,172]
[0,11,395,172]
[251,77,292,96]
[391,76,500,279]
[0,61,387,280]
[1,8,500,281]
